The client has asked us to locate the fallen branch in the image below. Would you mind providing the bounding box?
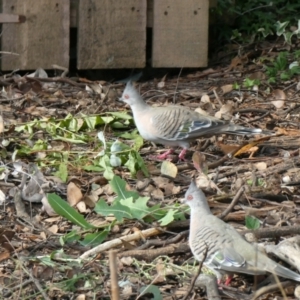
[183,245,208,300]
[251,281,293,300]
[109,250,120,300]
[241,225,300,239]
[218,185,244,220]
[118,243,190,261]
[80,228,162,259]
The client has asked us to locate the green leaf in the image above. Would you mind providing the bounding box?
[158,209,177,226]
[54,162,68,182]
[83,165,104,172]
[120,197,150,219]
[60,230,81,246]
[94,199,132,222]
[80,229,109,247]
[275,21,289,36]
[110,175,140,200]
[84,116,103,129]
[99,155,114,180]
[139,285,162,300]
[47,193,95,229]
[108,111,133,120]
[245,215,260,230]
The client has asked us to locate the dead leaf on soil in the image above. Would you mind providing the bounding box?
[221,84,233,94]
[76,201,88,213]
[234,136,271,157]
[200,94,211,103]
[67,182,83,206]
[216,141,241,156]
[254,162,267,171]
[48,225,59,234]
[192,151,207,173]
[275,127,300,136]
[215,103,233,120]
[161,161,177,178]
[269,89,286,109]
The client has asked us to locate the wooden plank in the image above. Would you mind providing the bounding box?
[77,0,146,69]
[152,0,208,68]
[1,0,69,71]
[0,13,26,23]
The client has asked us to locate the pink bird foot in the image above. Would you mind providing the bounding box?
[178,149,187,161]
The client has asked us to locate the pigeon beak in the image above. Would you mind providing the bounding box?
[180,197,186,204]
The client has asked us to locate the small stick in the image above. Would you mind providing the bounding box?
[241,225,300,239]
[218,185,244,220]
[251,280,292,299]
[109,250,120,300]
[80,228,162,259]
[182,245,208,300]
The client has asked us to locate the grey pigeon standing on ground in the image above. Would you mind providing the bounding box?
[120,81,266,160]
[182,181,300,284]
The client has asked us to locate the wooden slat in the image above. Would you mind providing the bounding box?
[77,0,146,69]
[152,0,208,68]
[1,0,69,71]
[0,13,26,23]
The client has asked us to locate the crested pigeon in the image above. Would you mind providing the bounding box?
[120,81,266,160]
[183,181,300,284]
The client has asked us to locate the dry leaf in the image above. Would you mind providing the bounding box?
[151,188,164,200]
[161,161,177,178]
[0,115,4,133]
[254,162,267,171]
[200,94,210,103]
[221,84,233,94]
[67,182,83,206]
[275,127,300,136]
[216,141,241,156]
[195,107,209,116]
[120,256,133,266]
[248,71,265,80]
[48,225,59,234]
[82,195,97,208]
[192,151,207,173]
[76,201,87,213]
[269,89,286,109]
[234,136,271,157]
[42,196,57,216]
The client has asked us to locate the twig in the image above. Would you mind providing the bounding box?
[182,245,208,300]
[173,67,183,104]
[118,243,190,261]
[194,274,221,300]
[251,280,293,300]
[218,185,245,220]
[109,250,120,300]
[207,154,230,169]
[80,228,162,259]
[136,230,189,250]
[240,225,300,239]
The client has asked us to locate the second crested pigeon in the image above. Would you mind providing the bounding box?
[182,181,300,284]
[120,81,266,160]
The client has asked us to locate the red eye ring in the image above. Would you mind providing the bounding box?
[125,94,130,99]
[187,195,193,201]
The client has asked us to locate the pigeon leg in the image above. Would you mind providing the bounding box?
[224,275,233,286]
[156,149,174,160]
[178,149,187,161]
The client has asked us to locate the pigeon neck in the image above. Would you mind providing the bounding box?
[130,97,149,112]
[189,202,211,216]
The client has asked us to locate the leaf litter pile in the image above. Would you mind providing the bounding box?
[2,48,300,300]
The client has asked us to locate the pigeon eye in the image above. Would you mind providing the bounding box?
[125,94,130,99]
[187,195,193,201]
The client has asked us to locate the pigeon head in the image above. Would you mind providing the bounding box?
[120,81,146,108]
[182,181,211,213]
